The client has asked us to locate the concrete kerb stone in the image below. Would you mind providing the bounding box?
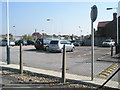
[0,62,119,89]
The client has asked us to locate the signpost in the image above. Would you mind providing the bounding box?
[118,1,120,18]
[117,1,120,46]
[90,5,98,81]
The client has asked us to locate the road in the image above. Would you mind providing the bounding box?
[1,45,119,82]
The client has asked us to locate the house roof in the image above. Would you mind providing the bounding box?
[32,32,41,36]
[98,21,110,28]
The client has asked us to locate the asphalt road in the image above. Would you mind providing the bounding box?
[1,45,119,82]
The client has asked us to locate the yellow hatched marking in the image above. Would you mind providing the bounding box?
[101,72,110,76]
[97,74,106,78]
[107,68,114,71]
[109,67,117,70]
[113,65,118,67]
[97,63,119,78]
[104,70,113,73]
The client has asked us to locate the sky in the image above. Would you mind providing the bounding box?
[1,1,119,36]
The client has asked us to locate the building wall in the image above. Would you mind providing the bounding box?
[95,14,120,46]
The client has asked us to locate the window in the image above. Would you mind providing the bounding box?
[50,41,58,44]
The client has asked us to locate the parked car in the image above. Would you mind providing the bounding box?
[73,41,81,46]
[15,40,28,46]
[34,38,55,50]
[48,40,75,52]
[0,40,15,46]
[27,40,35,45]
[102,39,115,47]
[23,40,28,46]
[9,40,15,46]
[73,40,84,46]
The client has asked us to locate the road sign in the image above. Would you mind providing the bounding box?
[91,5,98,22]
[118,1,120,17]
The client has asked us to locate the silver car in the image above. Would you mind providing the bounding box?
[48,40,75,52]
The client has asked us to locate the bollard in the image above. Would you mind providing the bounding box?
[111,45,113,56]
[6,45,10,64]
[62,44,66,83]
[20,43,23,74]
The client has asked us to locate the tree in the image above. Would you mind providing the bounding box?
[21,35,34,41]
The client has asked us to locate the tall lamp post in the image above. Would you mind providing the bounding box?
[6,0,10,64]
[78,26,82,40]
[106,8,119,45]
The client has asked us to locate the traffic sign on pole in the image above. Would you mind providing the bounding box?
[91,5,98,22]
[118,1,120,17]
[90,5,98,81]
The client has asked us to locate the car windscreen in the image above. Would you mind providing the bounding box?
[60,40,71,44]
[50,41,58,44]
[105,40,111,42]
[44,39,51,44]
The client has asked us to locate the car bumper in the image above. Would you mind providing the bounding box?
[49,47,61,52]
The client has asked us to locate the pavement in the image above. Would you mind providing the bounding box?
[96,53,120,63]
[0,53,120,90]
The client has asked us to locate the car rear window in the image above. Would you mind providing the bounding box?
[60,40,70,44]
[50,41,58,44]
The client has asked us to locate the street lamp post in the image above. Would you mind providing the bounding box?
[78,26,82,40]
[6,0,10,64]
[106,7,119,44]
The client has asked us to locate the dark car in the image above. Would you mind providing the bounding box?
[15,40,28,46]
[34,38,58,50]
[27,40,35,45]
[73,40,84,46]
[73,41,81,46]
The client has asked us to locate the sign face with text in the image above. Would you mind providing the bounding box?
[118,1,120,17]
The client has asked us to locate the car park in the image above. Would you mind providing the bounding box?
[48,40,75,52]
[102,39,115,47]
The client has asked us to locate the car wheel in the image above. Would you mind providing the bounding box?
[71,47,75,52]
[45,46,49,51]
[60,49,63,53]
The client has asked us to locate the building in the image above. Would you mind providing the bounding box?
[95,13,120,46]
[32,29,41,39]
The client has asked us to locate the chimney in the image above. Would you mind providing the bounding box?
[113,13,117,20]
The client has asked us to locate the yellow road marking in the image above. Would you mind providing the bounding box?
[97,74,106,78]
[109,67,117,70]
[104,70,113,73]
[101,72,110,76]
[97,63,119,78]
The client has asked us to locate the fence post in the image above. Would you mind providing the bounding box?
[62,44,66,83]
[20,43,23,74]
